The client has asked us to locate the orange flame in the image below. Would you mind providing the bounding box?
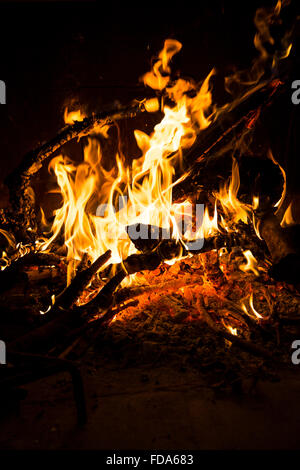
[280,202,295,227]
[214,158,251,230]
[225,0,293,96]
[40,40,219,286]
[241,293,263,320]
[38,9,292,290]
[142,39,182,91]
[64,107,86,125]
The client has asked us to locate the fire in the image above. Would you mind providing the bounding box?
[280,202,295,227]
[225,0,292,96]
[64,107,86,125]
[239,250,260,276]
[227,326,238,336]
[222,320,238,346]
[40,39,220,286]
[38,1,293,291]
[249,293,263,319]
[241,293,263,320]
[142,39,182,91]
[214,158,251,229]
[269,149,287,211]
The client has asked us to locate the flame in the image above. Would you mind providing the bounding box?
[214,158,251,230]
[239,250,260,276]
[241,293,263,320]
[142,39,182,91]
[280,202,295,227]
[225,0,293,96]
[227,325,238,336]
[64,107,86,125]
[222,319,238,345]
[40,40,219,286]
[40,305,51,315]
[221,318,238,349]
[267,149,287,211]
[268,150,296,228]
[249,293,263,319]
[252,196,259,210]
[39,7,292,291]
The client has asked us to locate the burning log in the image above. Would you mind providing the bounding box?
[80,239,187,312]
[126,223,230,255]
[0,245,66,293]
[81,230,233,314]
[4,243,170,355]
[48,249,111,314]
[0,242,36,270]
[7,244,163,354]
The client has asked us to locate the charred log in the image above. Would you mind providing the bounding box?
[80,239,187,312]
[48,249,111,314]
[257,212,300,283]
[8,307,83,355]
[173,79,285,202]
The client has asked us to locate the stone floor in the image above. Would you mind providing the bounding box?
[0,355,300,450]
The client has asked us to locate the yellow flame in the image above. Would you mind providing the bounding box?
[252,196,259,210]
[241,293,263,320]
[222,319,238,342]
[227,325,238,336]
[268,149,287,211]
[214,158,251,230]
[249,293,263,319]
[40,42,219,286]
[239,250,260,276]
[280,202,295,227]
[142,39,182,91]
[39,26,289,289]
[64,107,86,125]
[225,0,292,96]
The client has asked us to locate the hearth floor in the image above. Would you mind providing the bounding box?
[0,351,299,450]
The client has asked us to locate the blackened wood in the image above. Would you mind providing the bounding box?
[81,240,185,311]
[8,308,83,355]
[173,79,284,202]
[51,249,111,313]
[258,213,300,283]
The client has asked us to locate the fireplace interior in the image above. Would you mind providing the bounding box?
[0,0,300,452]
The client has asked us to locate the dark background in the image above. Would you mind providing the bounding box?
[0,0,299,211]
